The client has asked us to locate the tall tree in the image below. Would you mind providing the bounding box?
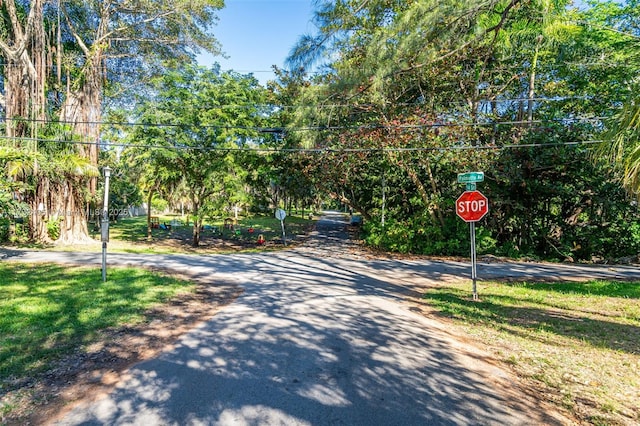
[129,65,267,246]
[0,0,47,139]
[589,1,640,194]
[284,0,541,223]
[0,0,224,243]
[58,0,224,190]
[279,0,640,260]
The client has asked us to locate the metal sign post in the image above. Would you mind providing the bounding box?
[101,167,112,282]
[275,208,287,246]
[470,222,477,300]
[456,172,488,301]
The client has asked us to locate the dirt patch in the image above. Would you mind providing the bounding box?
[1,271,242,426]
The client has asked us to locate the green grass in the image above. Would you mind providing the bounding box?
[0,263,194,386]
[7,213,316,254]
[216,214,314,237]
[89,214,315,254]
[422,280,640,425]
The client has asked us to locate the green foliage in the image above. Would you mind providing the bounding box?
[45,219,61,241]
[0,0,227,244]
[151,195,169,214]
[98,151,143,221]
[487,126,640,261]
[275,0,640,261]
[364,215,469,256]
[361,126,640,261]
[475,226,497,254]
[0,147,31,242]
[0,218,9,241]
[126,64,269,245]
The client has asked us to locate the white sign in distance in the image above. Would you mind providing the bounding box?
[275,209,286,221]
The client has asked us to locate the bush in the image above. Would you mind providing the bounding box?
[363,215,496,257]
[0,218,9,242]
[46,219,61,241]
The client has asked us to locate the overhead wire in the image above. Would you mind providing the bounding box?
[0,92,610,153]
[0,105,606,154]
[0,114,606,133]
[0,94,603,114]
[0,134,604,154]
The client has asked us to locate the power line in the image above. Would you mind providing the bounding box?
[0,115,605,133]
[0,135,604,153]
[0,95,603,113]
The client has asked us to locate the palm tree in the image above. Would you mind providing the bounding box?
[599,96,640,197]
[0,146,34,236]
[28,148,99,244]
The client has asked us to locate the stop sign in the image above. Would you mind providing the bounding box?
[456,190,489,222]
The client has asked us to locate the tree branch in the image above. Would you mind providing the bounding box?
[397,0,521,74]
[61,3,91,56]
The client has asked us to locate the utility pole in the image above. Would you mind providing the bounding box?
[101,167,112,282]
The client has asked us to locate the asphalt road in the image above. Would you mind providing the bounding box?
[3,212,640,425]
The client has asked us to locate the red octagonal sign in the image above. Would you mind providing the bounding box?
[456,190,489,222]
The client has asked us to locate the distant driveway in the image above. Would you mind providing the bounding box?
[3,212,638,425]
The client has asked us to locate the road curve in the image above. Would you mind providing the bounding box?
[3,212,638,425]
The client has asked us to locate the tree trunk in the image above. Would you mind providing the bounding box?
[0,1,98,245]
[0,0,46,140]
[1,1,49,244]
[527,35,543,125]
[146,190,153,240]
[56,179,92,244]
[29,175,92,244]
[60,53,103,194]
[191,199,201,247]
[192,220,201,247]
[29,177,52,243]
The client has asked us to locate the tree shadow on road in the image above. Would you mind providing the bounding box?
[55,250,569,425]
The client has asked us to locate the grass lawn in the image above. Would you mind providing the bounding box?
[422,280,640,425]
[0,262,195,419]
[84,214,315,254]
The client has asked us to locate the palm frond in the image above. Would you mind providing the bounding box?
[598,95,640,195]
[55,153,100,178]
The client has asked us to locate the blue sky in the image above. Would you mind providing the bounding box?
[198,0,316,85]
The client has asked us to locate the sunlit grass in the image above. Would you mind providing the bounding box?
[0,263,194,385]
[86,214,315,254]
[422,280,640,425]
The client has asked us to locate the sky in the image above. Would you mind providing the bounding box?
[198,0,317,85]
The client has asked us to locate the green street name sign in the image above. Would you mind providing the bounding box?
[457,172,484,184]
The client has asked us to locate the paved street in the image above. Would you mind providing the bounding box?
[3,212,639,425]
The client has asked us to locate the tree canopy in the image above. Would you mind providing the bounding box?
[126,65,268,246]
[0,0,224,242]
[276,0,640,260]
[1,0,640,261]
